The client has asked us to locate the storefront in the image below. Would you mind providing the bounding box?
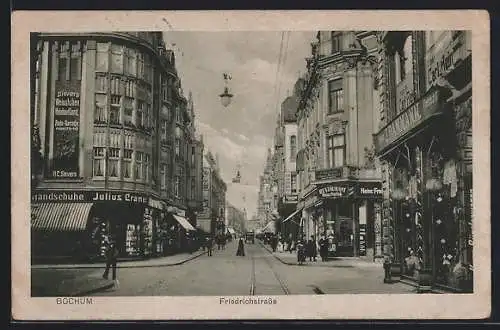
[310,181,382,258]
[31,190,165,261]
[278,194,299,240]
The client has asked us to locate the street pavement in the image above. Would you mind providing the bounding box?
[87,240,415,296]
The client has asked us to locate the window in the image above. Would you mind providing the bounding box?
[110,44,123,74]
[328,79,344,114]
[125,79,135,98]
[93,147,105,177]
[96,75,108,93]
[291,173,297,194]
[123,97,133,124]
[137,53,144,79]
[124,48,136,77]
[176,108,182,123]
[135,151,143,180]
[108,148,120,177]
[143,154,150,183]
[290,135,297,161]
[144,54,152,83]
[58,57,67,81]
[191,146,195,168]
[69,42,81,80]
[123,149,133,178]
[94,94,107,123]
[327,134,345,168]
[160,164,167,190]
[395,35,413,84]
[175,139,180,157]
[331,32,342,53]
[144,103,151,129]
[161,120,168,141]
[96,43,109,72]
[174,176,180,197]
[162,76,168,102]
[136,101,144,127]
[110,95,121,124]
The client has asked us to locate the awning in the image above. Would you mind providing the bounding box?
[31,202,93,232]
[282,208,302,224]
[172,214,196,231]
[226,227,236,234]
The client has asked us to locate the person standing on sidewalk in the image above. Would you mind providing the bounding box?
[319,235,328,262]
[206,236,214,256]
[102,238,119,288]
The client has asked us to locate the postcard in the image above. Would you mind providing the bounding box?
[11,10,490,320]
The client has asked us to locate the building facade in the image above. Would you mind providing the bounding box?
[30,32,203,260]
[295,31,383,259]
[256,148,278,229]
[271,83,302,240]
[198,151,227,236]
[225,202,247,236]
[375,31,473,292]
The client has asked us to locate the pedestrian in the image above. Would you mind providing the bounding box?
[236,237,245,256]
[319,235,328,262]
[309,235,317,262]
[206,236,213,256]
[102,238,119,288]
[296,240,306,265]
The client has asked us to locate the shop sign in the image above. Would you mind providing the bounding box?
[31,190,165,209]
[317,184,355,199]
[283,195,298,204]
[375,89,441,153]
[51,82,81,178]
[359,224,367,256]
[315,167,343,181]
[357,182,383,199]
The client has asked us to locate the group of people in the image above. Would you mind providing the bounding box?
[276,235,332,264]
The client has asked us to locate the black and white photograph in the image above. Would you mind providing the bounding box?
[13,11,489,320]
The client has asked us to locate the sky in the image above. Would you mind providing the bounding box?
[162,31,315,217]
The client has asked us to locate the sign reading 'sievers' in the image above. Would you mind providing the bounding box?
[31,190,165,210]
[51,81,81,179]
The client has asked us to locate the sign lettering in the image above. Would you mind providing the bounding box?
[52,82,81,178]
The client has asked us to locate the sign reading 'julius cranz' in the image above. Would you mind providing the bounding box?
[52,81,81,178]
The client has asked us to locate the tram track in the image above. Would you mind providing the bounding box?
[249,247,290,296]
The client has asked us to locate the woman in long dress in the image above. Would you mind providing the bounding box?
[236,237,245,256]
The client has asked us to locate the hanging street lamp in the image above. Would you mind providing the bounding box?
[219,72,233,108]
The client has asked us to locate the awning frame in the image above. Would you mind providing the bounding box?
[282,208,302,225]
[172,214,196,231]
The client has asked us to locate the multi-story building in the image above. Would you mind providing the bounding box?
[375,31,473,292]
[256,148,278,229]
[198,151,227,236]
[225,202,247,236]
[30,32,204,260]
[294,31,383,259]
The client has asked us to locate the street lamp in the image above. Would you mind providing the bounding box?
[219,73,233,108]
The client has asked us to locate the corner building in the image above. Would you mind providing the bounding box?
[295,31,383,259]
[31,32,203,260]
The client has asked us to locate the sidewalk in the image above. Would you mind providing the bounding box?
[32,250,207,270]
[31,250,208,296]
[260,243,382,269]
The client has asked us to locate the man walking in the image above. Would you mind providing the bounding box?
[102,237,119,288]
[206,236,213,256]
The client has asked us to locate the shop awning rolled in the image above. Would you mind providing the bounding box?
[31,203,93,232]
[172,214,196,231]
[282,208,302,225]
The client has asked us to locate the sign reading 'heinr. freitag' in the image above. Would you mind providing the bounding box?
[317,182,382,199]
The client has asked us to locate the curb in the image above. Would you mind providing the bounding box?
[32,251,208,270]
[72,282,116,296]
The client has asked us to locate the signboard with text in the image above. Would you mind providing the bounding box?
[283,195,298,204]
[51,81,81,178]
[31,190,165,210]
[317,182,382,199]
[359,224,367,256]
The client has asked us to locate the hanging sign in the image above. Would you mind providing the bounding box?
[359,224,367,256]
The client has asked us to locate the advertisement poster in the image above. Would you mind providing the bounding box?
[52,81,81,178]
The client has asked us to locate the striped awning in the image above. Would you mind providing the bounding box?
[282,208,302,224]
[172,214,196,231]
[31,203,93,232]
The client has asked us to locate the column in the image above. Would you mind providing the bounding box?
[344,66,358,165]
[81,40,97,180]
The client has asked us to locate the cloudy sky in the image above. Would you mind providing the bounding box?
[162,32,315,217]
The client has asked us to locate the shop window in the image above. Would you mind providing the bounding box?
[108,148,120,177]
[123,149,133,179]
[331,32,342,53]
[328,79,344,114]
[110,44,123,74]
[135,151,143,180]
[93,147,105,177]
[290,135,297,161]
[327,134,345,168]
[96,43,109,72]
[94,94,107,124]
